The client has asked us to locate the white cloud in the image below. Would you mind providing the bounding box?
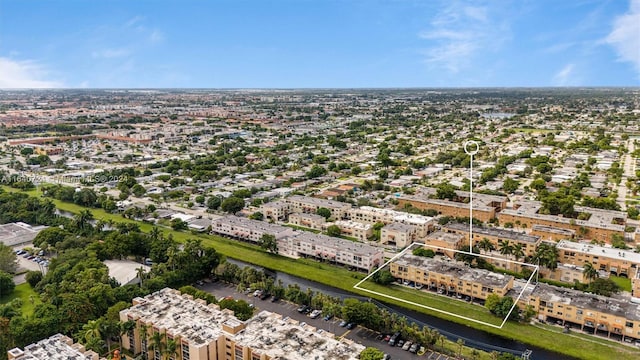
[553,63,575,86]
[605,0,640,75]
[419,1,510,74]
[0,57,62,88]
[149,29,164,44]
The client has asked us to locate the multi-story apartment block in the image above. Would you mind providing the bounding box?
[423,230,465,258]
[397,189,507,223]
[288,212,326,230]
[498,200,626,244]
[119,288,365,360]
[531,224,576,242]
[442,223,541,258]
[8,333,103,360]
[522,283,640,341]
[260,200,289,222]
[389,254,514,300]
[211,216,297,244]
[211,216,383,271]
[282,231,383,271]
[540,263,591,284]
[556,240,640,277]
[380,222,418,248]
[285,195,352,221]
[331,220,372,241]
[349,206,434,236]
[632,268,640,299]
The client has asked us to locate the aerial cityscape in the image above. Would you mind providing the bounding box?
[1,1,639,360]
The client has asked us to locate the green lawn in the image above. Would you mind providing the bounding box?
[0,283,41,317]
[4,185,640,360]
[611,275,632,292]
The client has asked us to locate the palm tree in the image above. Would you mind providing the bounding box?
[583,262,598,283]
[149,227,162,242]
[164,337,181,360]
[150,332,165,360]
[498,240,514,257]
[457,338,465,358]
[478,237,495,253]
[73,209,95,234]
[139,324,149,359]
[136,267,147,286]
[80,319,103,344]
[512,243,525,262]
[119,320,136,352]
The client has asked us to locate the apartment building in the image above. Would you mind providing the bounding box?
[398,195,498,222]
[540,263,591,284]
[423,230,465,258]
[119,288,364,360]
[349,206,434,236]
[389,254,514,300]
[556,240,640,277]
[498,200,626,244]
[288,212,326,230]
[531,224,576,242]
[632,268,640,299]
[211,216,297,244]
[7,333,103,360]
[285,195,352,221]
[380,222,418,248]
[211,216,383,271]
[331,220,373,241]
[442,223,541,258]
[522,283,640,341]
[260,200,289,222]
[282,231,383,271]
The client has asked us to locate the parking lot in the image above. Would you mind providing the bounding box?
[199,281,452,360]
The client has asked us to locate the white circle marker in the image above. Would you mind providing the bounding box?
[463,140,479,155]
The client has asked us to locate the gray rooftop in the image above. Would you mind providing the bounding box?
[395,254,513,289]
[444,223,540,244]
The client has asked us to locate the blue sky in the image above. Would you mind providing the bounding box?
[0,0,638,88]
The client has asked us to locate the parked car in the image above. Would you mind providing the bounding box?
[195,280,204,286]
[383,334,391,342]
[338,320,348,327]
[309,309,322,319]
[270,296,280,302]
[253,289,263,297]
[409,343,419,353]
[259,292,271,300]
[297,305,309,313]
[396,339,404,348]
[402,341,412,351]
[388,332,400,346]
[323,314,334,321]
[417,346,426,356]
[346,322,356,330]
[383,354,391,360]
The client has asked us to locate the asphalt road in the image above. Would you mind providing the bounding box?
[198,281,453,360]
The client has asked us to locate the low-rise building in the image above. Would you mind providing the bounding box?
[522,283,640,341]
[380,222,418,248]
[119,288,365,360]
[423,230,465,258]
[286,195,352,221]
[349,206,434,236]
[531,224,576,242]
[211,215,297,244]
[389,254,514,300]
[556,240,640,277]
[7,333,103,360]
[498,200,626,244]
[442,223,541,258]
[288,212,326,230]
[331,220,372,241]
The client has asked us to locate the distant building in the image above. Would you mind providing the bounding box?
[0,222,46,247]
[380,222,418,249]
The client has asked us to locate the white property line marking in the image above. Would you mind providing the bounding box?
[354,242,539,329]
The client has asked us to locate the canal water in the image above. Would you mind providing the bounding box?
[227,258,577,360]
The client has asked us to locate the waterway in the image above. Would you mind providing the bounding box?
[227,258,577,360]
